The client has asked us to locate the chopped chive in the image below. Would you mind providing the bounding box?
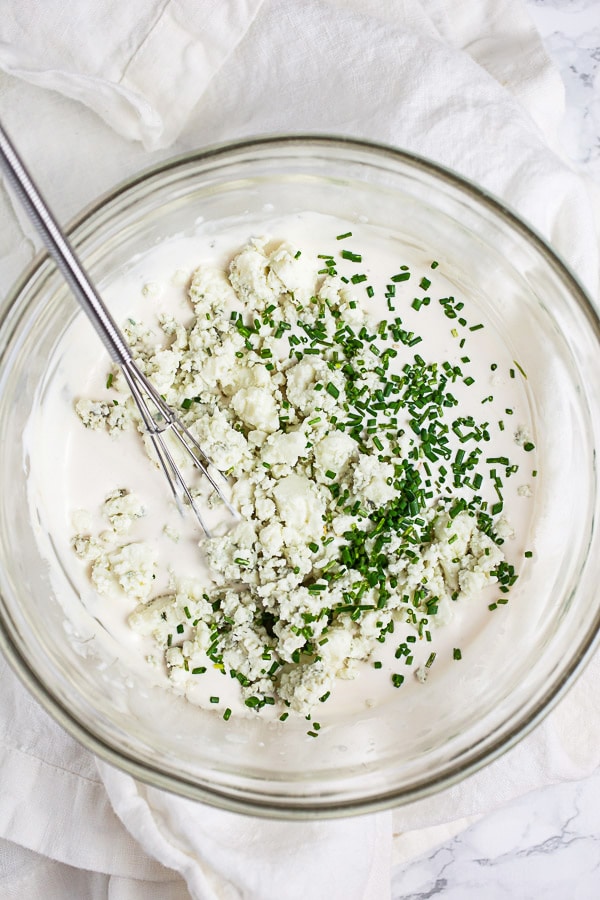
[513,360,527,379]
[336,232,352,240]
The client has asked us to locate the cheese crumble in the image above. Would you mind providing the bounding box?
[72,234,529,719]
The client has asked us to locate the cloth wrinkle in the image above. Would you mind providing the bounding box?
[117,0,174,86]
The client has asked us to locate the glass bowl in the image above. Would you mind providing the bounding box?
[0,136,599,818]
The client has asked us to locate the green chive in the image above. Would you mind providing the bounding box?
[513,360,527,379]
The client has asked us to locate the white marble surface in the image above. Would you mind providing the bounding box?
[391,771,600,897]
[391,1,600,896]
[528,0,600,179]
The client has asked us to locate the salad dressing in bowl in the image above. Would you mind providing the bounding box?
[0,137,598,816]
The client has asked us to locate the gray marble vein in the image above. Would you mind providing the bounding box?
[392,769,600,898]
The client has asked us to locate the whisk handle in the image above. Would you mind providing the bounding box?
[0,122,132,367]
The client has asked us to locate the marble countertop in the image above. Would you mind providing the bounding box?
[391,1,600,896]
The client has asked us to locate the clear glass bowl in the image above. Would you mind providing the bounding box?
[0,136,599,817]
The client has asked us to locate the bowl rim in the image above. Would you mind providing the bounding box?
[1,132,599,818]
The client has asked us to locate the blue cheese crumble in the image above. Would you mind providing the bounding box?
[73,235,526,719]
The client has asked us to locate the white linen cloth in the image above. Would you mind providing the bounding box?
[0,0,599,897]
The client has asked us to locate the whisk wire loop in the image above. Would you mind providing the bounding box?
[121,361,238,535]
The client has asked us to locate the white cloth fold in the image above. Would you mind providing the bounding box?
[0,0,264,150]
[0,0,599,898]
[99,765,392,900]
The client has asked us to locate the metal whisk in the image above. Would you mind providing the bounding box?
[0,122,236,536]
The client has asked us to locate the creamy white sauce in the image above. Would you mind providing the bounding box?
[25,212,538,725]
